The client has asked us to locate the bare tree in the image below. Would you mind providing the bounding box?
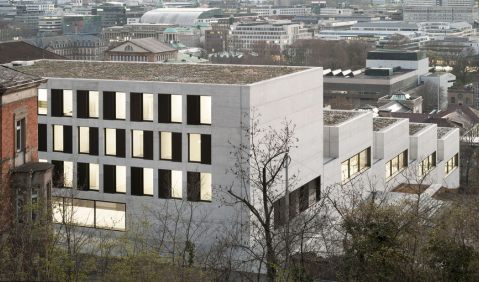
[385,33,411,50]
[412,81,446,113]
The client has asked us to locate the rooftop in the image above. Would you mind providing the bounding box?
[0,66,46,94]
[409,123,429,135]
[437,127,452,139]
[324,68,415,80]
[0,41,66,64]
[11,60,306,85]
[324,110,361,126]
[11,162,54,173]
[373,117,400,131]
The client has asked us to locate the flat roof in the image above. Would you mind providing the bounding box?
[437,127,452,139]
[409,123,429,136]
[11,60,307,85]
[373,117,400,131]
[324,68,415,80]
[324,110,361,126]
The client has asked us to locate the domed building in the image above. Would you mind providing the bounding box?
[140,8,221,27]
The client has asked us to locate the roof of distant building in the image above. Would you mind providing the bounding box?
[324,110,362,126]
[0,41,67,64]
[353,21,421,29]
[165,52,209,64]
[11,60,307,85]
[0,66,47,94]
[409,123,429,135]
[373,117,400,131]
[164,27,177,33]
[108,38,177,53]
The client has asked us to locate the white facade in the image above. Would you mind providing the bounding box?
[250,6,311,17]
[421,22,475,38]
[403,6,478,24]
[323,110,460,192]
[421,72,457,109]
[319,7,353,15]
[229,23,311,51]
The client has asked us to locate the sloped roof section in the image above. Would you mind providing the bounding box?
[0,66,46,94]
[0,41,67,64]
[109,38,177,53]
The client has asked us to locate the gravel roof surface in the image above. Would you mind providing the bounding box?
[409,123,428,135]
[324,110,361,126]
[11,60,306,85]
[373,118,399,132]
[437,127,452,139]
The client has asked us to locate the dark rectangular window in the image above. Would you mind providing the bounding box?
[445,154,458,176]
[104,91,126,120]
[53,125,72,153]
[132,130,153,160]
[130,93,153,122]
[77,163,100,191]
[131,167,153,196]
[16,119,25,152]
[160,132,182,162]
[188,134,211,164]
[158,169,182,199]
[419,152,436,177]
[187,172,211,202]
[51,89,72,117]
[38,124,47,152]
[158,94,182,123]
[104,165,127,193]
[105,128,125,158]
[78,127,98,155]
[187,95,211,125]
[385,150,408,180]
[274,176,320,229]
[341,148,370,183]
[51,160,73,188]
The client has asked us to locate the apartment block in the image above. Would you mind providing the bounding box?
[14,60,323,238]
[403,6,478,24]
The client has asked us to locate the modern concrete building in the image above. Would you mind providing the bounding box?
[420,22,474,38]
[140,8,222,27]
[323,110,460,191]
[403,6,478,24]
[228,22,311,51]
[13,60,323,240]
[351,21,422,32]
[404,0,473,5]
[378,92,424,113]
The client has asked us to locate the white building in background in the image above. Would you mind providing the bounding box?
[404,0,473,5]
[403,6,478,24]
[229,22,311,51]
[319,7,353,15]
[250,6,311,17]
[420,22,475,38]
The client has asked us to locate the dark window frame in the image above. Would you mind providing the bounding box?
[187,133,211,164]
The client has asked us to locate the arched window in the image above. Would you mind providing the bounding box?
[466,97,471,105]
[124,45,133,52]
[458,94,463,100]
[451,97,455,104]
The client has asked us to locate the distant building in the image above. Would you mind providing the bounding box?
[404,0,473,5]
[38,15,62,35]
[104,37,178,62]
[294,14,381,23]
[422,37,479,57]
[378,92,424,113]
[63,15,102,35]
[25,35,109,61]
[420,22,474,38]
[251,6,311,17]
[403,6,478,24]
[229,22,311,51]
[0,41,66,64]
[315,30,429,49]
[140,8,222,27]
[351,21,422,32]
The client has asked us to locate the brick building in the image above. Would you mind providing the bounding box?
[0,66,53,237]
[104,37,177,62]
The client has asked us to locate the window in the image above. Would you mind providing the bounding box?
[187,172,212,202]
[78,127,99,155]
[273,176,320,229]
[130,93,154,122]
[187,95,211,125]
[51,89,72,117]
[160,132,182,162]
[131,167,154,196]
[16,119,25,152]
[385,150,408,180]
[77,90,99,118]
[77,163,99,191]
[104,128,126,157]
[188,134,211,164]
[104,165,126,193]
[158,94,182,123]
[104,92,126,120]
[38,89,47,115]
[158,169,182,199]
[53,125,72,153]
[466,97,471,105]
[419,152,436,177]
[52,160,73,188]
[341,148,370,183]
[445,154,458,176]
[53,197,125,231]
[124,45,133,52]
[131,130,153,159]
[451,97,455,104]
